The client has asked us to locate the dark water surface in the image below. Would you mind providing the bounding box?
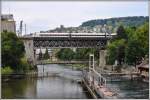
[107,80,149,99]
[2,64,149,99]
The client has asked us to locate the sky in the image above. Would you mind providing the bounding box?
[2,1,148,34]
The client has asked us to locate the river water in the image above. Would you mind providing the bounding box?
[2,64,91,99]
[2,64,149,99]
[107,81,149,99]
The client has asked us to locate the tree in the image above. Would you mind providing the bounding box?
[116,25,128,40]
[56,48,75,60]
[117,45,125,65]
[106,42,117,65]
[1,31,25,72]
[125,39,145,67]
[125,22,149,67]
[106,25,127,65]
[74,48,98,60]
[135,22,149,55]
[106,39,126,65]
[43,48,50,60]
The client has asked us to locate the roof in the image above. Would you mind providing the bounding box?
[137,60,149,70]
[138,64,149,69]
[1,14,14,21]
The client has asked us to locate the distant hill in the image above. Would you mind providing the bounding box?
[43,16,149,33]
[80,16,149,28]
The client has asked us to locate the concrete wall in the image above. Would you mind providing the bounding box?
[1,20,16,33]
[99,50,107,70]
[23,39,36,66]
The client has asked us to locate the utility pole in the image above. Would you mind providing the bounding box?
[25,24,26,35]
[19,20,23,36]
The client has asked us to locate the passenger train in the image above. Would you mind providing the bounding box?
[32,32,116,38]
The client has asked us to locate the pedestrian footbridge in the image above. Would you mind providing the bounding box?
[36,60,97,65]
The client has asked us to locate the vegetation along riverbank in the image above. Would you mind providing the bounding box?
[1,31,34,80]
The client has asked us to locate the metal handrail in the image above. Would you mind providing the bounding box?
[89,68,107,87]
[88,54,107,87]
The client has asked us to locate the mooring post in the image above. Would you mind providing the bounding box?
[43,64,44,76]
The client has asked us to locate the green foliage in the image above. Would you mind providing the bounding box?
[135,22,149,55]
[107,39,126,65]
[56,48,99,61]
[125,22,149,66]
[20,56,32,72]
[1,66,13,75]
[43,48,50,60]
[2,31,25,72]
[75,48,98,60]
[107,22,149,67]
[125,39,144,66]
[116,25,128,40]
[117,45,125,65]
[56,48,75,60]
[1,31,32,73]
[81,16,148,32]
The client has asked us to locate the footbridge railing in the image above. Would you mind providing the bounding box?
[82,54,118,99]
[36,60,97,65]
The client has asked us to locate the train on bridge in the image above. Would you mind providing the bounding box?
[24,32,117,38]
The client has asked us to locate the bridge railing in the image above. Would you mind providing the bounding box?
[90,68,107,87]
[82,67,107,87]
[36,60,97,64]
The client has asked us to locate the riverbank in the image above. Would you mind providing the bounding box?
[1,69,38,82]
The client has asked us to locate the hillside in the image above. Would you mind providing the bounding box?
[80,16,149,28]
[44,16,149,33]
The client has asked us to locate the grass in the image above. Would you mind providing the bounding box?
[1,66,13,75]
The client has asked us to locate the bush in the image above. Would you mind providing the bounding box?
[1,66,13,75]
[2,31,25,71]
[20,56,33,73]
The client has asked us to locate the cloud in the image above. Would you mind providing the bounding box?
[2,1,148,34]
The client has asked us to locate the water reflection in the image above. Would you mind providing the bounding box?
[2,64,149,99]
[2,78,37,99]
[2,64,90,99]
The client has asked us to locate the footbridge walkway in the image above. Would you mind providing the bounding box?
[36,60,97,65]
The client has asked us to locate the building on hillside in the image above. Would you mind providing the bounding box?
[1,14,16,33]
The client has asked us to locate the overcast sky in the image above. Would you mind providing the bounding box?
[2,1,148,34]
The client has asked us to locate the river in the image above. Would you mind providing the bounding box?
[107,80,149,99]
[2,64,149,99]
[2,64,92,99]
